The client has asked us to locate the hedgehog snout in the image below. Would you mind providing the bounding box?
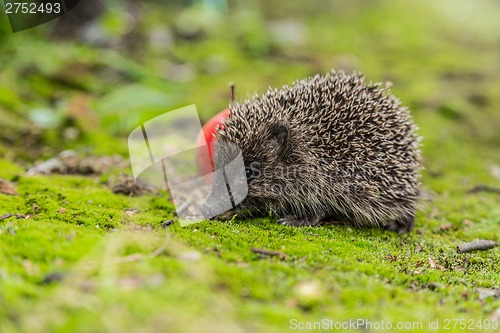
[202,160,249,219]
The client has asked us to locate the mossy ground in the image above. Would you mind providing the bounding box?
[1,1,499,332]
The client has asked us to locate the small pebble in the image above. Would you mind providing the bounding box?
[41,272,64,285]
[477,287,500,300]
[162,220,174,228]
[179,251,201,262]
[426,282,442,291]
[294,280,323,307]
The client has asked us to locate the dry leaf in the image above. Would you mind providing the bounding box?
[463,219,474,226]
[125,208,140,216]
[489,164,500,180]
[0,179,17,195]
[489,308,500,322]
[440,223,453,231]
[428,257,437,268]
[435,264,445,271]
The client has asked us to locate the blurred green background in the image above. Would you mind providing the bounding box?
[1,1,499,332]
[1,0,499,159]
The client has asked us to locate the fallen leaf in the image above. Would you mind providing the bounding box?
[428,257,436,268]
[0,179,17,195]
[440,223,453,231]
[435,264,445,271]
[463,219,475,226]
[22,260,39,276]
[489,164,500,180]
[489,308,500,322]
[385,254,398,262]
[125,208,140,216]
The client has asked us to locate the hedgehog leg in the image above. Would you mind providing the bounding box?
[384,213,415,234]
[278,215,324,227]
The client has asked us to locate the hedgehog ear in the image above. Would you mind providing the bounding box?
[267,123,289,157]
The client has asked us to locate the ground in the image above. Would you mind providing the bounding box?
[0,0,499,332]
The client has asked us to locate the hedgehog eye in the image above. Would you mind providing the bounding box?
[245,166,256,182]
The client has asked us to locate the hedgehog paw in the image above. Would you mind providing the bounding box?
[278,215,323,227]
[384,213,415,234]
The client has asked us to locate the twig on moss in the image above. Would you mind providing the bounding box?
[467,184,500,195]
[457,240,498,253]
[251,247,286,259]
[0,213,28,221]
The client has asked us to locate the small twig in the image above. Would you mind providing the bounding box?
[0,213,28,221]
[467,184,500,195]
[0,214,15,221]
[457,240,498,253]
[251,247,286,259]
[229,82,236,104]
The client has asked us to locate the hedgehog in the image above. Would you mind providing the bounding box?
[203,70,422,234]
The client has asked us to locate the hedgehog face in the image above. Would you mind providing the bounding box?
[205,121,302,216]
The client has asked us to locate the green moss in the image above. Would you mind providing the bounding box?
[1,0,500,332]
[0,159,25,181]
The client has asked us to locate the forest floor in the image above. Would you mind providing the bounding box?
[1,1,499,332]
